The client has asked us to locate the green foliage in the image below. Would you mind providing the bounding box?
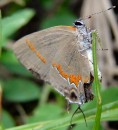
[27,103,65,123]
[1,50,31,76]
[41,13,76,29]
[2,9,35,46]
[4,101,118,130]
[3,78,40,102]
[2,110,15,129]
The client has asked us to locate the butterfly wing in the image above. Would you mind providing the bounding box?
[48,35,93,102]
[13,26,92,103]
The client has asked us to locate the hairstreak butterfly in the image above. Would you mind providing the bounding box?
[13,19,102,105]
[13,5,116,125]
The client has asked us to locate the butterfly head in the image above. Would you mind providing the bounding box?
[73,19,85,28]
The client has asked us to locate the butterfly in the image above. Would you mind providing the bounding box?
[13,19,102,106]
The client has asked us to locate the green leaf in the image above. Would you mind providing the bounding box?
[41,13,76,29]
[1,50,18,64]
[0,50,31,76]
[3,78,40,102]
[2,62,32,76]
[73,122,104,130]
[2,110,15,129]
[5,101,118,130]
[2,62,31,77]
[102,87,118,104]
[2,9,35,46]
[27,103,65,123]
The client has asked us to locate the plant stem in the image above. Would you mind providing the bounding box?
[92,31,102,130]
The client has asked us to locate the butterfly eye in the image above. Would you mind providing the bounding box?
[74,21,83,26]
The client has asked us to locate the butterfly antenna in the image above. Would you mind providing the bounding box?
[70,106,79,127]
[78,106,87,127]
[70,106,87,127]
[84,5,116,20]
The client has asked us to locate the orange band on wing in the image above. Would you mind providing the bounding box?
[69,74,82,87]
[25,39,46,63]
[52,63,82,87]
[65,26,76,31]
[52,63,69,79]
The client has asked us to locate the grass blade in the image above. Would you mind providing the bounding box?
[92,31,102,130]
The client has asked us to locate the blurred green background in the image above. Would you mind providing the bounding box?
[0,0,118,130]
